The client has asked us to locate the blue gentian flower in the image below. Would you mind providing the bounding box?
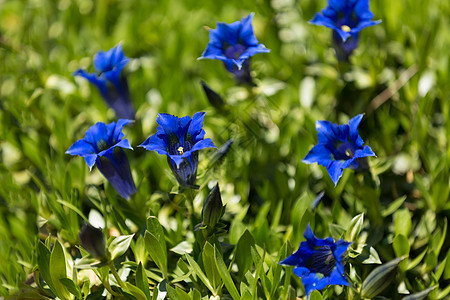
[73,45,135,119]
[280,225,351,298]
[199,13,270,84]
[139,112,216,187]
[303,114,375,186]
[310,0,381,60]
[66,119,137,199]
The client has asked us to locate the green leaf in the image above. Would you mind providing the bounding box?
[60,278,82,299]
[126,282,149,300]
[167,285,190,300]
[146,217,167,255]
[49,240,70,300]
[381,195,407,217]
[133,235,147,264]
[82,280,90,299]
[394,209,411,237]
[235,230,255,278]
[346,213,364,242]
[108,234,134,261]
[144,231,168,279]
[393,234,410,257]
[185,254,215,294]
[359,246,382,264]
[189,288,201,300]
[329,223,345,239]
[202,242,222,294]
[361,256,406,298]
[309,290,323,300]
[403,286,437,300]
[136,262,151,300]
[37,241,56,294]
[170,241,192,255]
[213,244,240,300]
[407,247,428,270]
[444,250,450,280]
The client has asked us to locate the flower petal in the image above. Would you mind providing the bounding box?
[353,0,374,20]
[113,119,134,142]
[348,114,364,146]
[239,13,259,46]
[73,69,107,95]
[139,135,169,156]
[239,44,270,60]
[328,267,350,286]
[66,139,96,156]
[326,159,353,186]
[353,145,376,159]
[333,240,352,262]
[303,145,333,166]
[84,154,98,171]
[216,20,242,46]
[190,138,216,152]
[353,19,382,33]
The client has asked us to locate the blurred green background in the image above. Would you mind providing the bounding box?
[0,0,449,298]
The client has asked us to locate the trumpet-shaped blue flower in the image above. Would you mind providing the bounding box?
[280,225,351,298]
[139,112,216,187]
[310,0,381,60]
[66,119,136,199]
[303,114,375,185]
[199,13,270,83]
[73,45,135,119]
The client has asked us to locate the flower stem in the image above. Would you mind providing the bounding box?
[108,261,127,291]
[102,276,121,297]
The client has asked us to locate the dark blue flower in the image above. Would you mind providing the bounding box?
[310,0,381,60]
[303,114,375,186]
[73,44,135,119]
[139,112,216,187]
[66,119,137,199]
[199,13,270,83]
[280,225,351,298]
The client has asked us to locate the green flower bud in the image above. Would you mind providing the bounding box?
[361,256,406,298]
[202,183,224,229]
[79,223,106,258]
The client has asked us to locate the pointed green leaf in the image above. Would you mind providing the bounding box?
[361,256,406,298]
[144,231,168,279]
[346,213,364,242]
[213,244,240,300]
[309,290,323,300]
[37,241,56,294]
[403,286,437,300]
[235,230,255,278]
[109,234,134,261]
[202,242,222,293]
[136,262,151,300]
[147,217,167,257]
[50,240,70,299]
[184,254,215,294]
[60,278,82,299]
[126,282,148,300]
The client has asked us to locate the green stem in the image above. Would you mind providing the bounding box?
[103,276,121,297]
[108,261,127,291]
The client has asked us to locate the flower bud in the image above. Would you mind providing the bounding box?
[201,80,225,111]
[79,223,106,258]
[202,183,224,229]
[361,256,406,298]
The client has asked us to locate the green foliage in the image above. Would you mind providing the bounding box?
[0,0,449,299]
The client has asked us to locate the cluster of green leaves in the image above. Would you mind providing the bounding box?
[0,0,449,299]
